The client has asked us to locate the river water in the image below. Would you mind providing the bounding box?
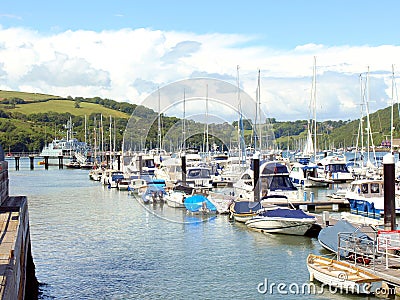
[7,157,379,299]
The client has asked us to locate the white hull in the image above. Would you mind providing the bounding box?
[165,191,186,208]
[246,217,315,235]
[307,254,381,294]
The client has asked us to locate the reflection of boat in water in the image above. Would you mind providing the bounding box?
[307,254,381,294]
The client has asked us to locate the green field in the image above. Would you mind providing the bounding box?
[0,90,61,102]
[8,100,130,119]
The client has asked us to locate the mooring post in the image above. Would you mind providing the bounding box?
[253,152,260,202]
[116,154,121,171]
[57,156,62,169]
[15,156,20,171]
[138,155,143,177]
[43,156,49,170]
[383,153,396,230]
[181,154,187,185]
[29,155,34,170]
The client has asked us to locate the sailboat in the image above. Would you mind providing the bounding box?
[289,57,334,187]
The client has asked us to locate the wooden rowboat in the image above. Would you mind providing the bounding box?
[306,254,381,294]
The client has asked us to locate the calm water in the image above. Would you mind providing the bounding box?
[7,158,377,299]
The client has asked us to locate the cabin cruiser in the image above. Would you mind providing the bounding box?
[233,160,299,204]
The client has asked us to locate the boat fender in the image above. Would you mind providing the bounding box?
[309,272,314,282]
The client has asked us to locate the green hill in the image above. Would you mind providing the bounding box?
[0,90,398,153]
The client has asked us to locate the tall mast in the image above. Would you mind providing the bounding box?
[206,84,209,155]
[391,64,395,154]
[312,56,317,158]
[182,89,186,151]
[258,69,262,151]
[158,87,162,154]
[237,65,245,165]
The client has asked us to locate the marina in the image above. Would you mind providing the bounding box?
[5,154,400,299]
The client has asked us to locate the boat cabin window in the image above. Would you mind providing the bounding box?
[266,175,297,191]
[262,163,289,175]
[325,164,348,173]
[361,184,368,194]
[241,174,253,186]
[187,168,211,179]
[371,183,380,194]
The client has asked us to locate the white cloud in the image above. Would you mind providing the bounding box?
[0,26,398,121]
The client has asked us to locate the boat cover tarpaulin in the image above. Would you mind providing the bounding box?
[261,208,315,219]
[232,201,262,213]
[318,220,373,257]
[184,194,217,212]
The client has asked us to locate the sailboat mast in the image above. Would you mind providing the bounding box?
[258,69,262,151]
[237,65,245,165]
[206,84,209,156]
[391,64,395,154]
[312,56,317,158]
[158,87,162,154]
[182,89,186,151]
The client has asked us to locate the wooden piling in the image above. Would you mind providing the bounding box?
[29,155,34,170]
[14,157,19,171]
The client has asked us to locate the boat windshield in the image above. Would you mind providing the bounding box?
[325,164,349,173]
[264,175,297,191]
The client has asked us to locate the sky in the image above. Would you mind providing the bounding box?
[1,0,400,122]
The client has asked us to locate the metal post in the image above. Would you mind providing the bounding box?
[29,155,34,170]
[181,155,186,185]
[383,153,396,230]
[45,156,49,170]
[15,156,20,171]
[253,152,260,202]
[57,156,62,169]
[138,155,143,177]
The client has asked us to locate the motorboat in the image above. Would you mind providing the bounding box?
[289,161,333,188]
[245,206,316,235]
[233,160,299,203]
[317,155,354,183]
[229,201,262,223]
[345,178,400,215]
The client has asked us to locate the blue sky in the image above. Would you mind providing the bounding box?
[1,0,400,122]
[2,0,399,48]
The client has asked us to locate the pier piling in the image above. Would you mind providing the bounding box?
[253,153,260,202]
[29,155,34,170]
[181,155,186,184]
[15,156,19,171]
[383,153,396,230]
[57,156,62,169]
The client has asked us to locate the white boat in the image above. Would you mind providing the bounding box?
[229,201,263,223]
[307,254,381,294]
[317,155,354,183]
[245,206,316,235]
[289,161,333,188]
[206,191,235,214]
[89,168,103,181]
[345,178,400,215]
[181,166,213,188]
[233,160,299,203]
[40,118,90,158]
[164,190,187,208]
[128,177,148,194]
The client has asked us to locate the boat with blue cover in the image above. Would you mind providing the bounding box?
[184,194,217,214]
[229,201,263,223]
[245,206,316,235]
